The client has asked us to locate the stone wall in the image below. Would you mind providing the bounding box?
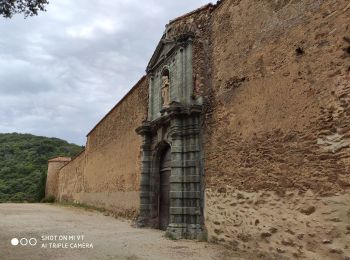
[58,150,85,202]
[45,157,71,199]
[203,0,350,258]
[56,77,148,219]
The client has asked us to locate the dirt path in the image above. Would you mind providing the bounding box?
[0,203,243,260]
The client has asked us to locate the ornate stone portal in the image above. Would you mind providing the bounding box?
[136,33,204,239]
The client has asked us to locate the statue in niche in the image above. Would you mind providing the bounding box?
[161,73,170,108]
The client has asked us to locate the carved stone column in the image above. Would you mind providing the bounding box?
[166,103,203,239]
[136,122,152,227]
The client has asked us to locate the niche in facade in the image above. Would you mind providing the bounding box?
[161,69,170,108]
[147,33,199,121]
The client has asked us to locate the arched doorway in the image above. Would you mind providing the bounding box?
[159,146,171,230]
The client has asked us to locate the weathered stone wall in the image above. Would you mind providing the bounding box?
[56,77,148,218]
[58,150,85,202]
[205,188,350,260]
[203,0,350,258]
[45,157,71,199]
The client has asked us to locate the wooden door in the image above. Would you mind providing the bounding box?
[159,147,171,230]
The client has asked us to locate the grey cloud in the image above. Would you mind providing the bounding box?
[0,59,57,94]
[0,0,212,145]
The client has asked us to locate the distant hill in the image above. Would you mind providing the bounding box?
[0,133,84,203]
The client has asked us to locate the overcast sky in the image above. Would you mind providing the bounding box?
[0,0,211,145]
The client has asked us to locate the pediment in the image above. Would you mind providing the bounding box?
[146,35,176,73]
[146,32,195,73]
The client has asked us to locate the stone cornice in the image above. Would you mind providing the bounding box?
[136,102,202,135]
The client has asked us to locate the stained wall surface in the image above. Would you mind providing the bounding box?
[58,151,85,202]
[56,77,148,218]
[203,0,350,259]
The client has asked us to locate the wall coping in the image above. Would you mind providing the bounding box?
[48,157,71,163]
[86,76,147,137]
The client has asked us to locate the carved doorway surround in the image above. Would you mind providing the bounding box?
[136,33,204,239]
[136,102,204,239]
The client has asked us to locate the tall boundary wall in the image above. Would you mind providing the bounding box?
[48,76,148,219]
[202,0,350,259]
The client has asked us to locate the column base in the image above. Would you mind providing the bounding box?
[136,216,149,228]
[166,223,205,240]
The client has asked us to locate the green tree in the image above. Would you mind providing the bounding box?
[0,0,49,18]
[0,133,84,202]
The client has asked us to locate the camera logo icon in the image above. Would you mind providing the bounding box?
[11,238,37,246]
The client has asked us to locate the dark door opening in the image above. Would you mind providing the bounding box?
[159,146,171,231]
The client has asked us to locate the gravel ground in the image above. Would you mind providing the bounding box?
[0,203,244,260]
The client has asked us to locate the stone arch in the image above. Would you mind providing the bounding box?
[151,140,171,182]
[148,140,171,229]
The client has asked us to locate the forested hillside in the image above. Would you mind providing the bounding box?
[0,133,83,202]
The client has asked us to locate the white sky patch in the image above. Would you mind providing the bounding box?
[66,18,121,39]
